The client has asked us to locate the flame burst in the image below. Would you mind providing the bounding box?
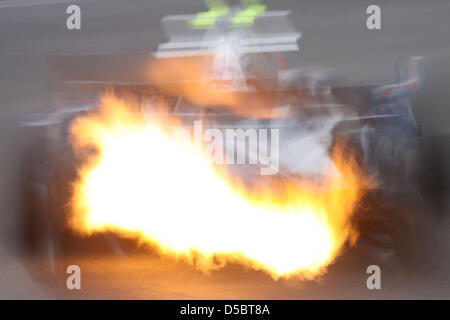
[69,93,366,280]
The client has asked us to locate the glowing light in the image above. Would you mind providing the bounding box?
[69,93,366,280]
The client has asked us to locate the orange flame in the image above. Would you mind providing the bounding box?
[149,57,280,118]
[69,92,367,280]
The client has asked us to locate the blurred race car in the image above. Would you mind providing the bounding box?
[19,3,426,275]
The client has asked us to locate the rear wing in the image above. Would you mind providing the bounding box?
[155,10,302,58]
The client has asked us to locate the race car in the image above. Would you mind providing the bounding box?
[19,2,426,275]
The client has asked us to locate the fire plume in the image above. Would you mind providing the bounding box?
[69,93,366,280]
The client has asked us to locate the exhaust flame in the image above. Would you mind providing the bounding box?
[69,93,366,280]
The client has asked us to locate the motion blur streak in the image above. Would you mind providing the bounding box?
[149,57,281,118]
[69,93,367,280]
